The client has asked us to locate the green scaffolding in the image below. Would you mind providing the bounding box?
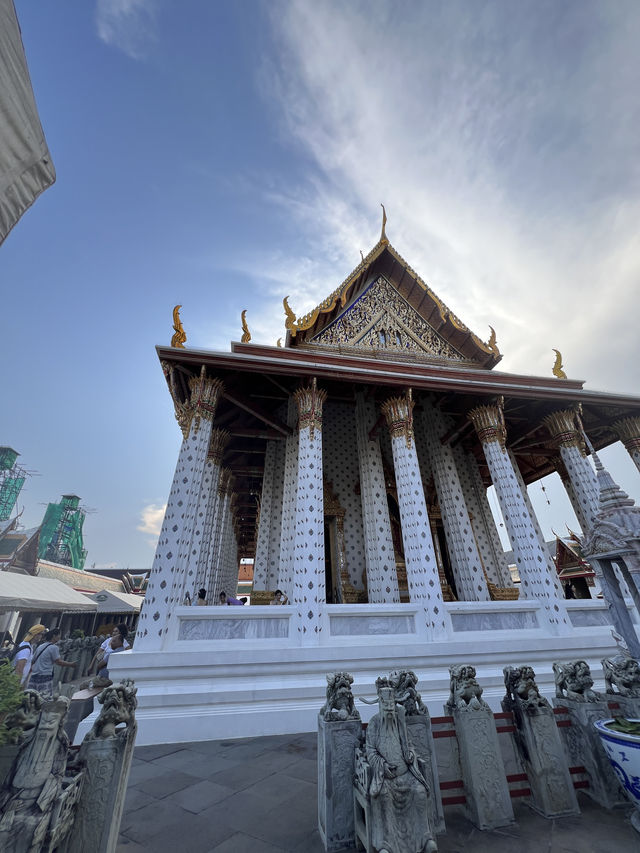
[38,494,87,569]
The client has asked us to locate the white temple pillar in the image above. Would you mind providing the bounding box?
[421,403,490,601]
[452,445,513,587]
[291,379,327,643]
[355,393,400,603]
[381,391,449,637]
[194,429,229,592]
[278,398,299,594]
[551,454,589,533]
[468,401,571,635]
[210,471,234,602]
[253,440,277,589]
[267,441,285,590]
[136,371,223,651]
[613,416,640,475]
[543,409,599,529]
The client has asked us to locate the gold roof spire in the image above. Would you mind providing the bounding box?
[380,203,388,245]
[240,310,251,343]
[171,305,186,348]
[552,349,567,379]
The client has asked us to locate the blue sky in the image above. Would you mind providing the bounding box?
[3,0,640,568]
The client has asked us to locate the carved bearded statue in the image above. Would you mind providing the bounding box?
[447,664,489,711]
[88,678,138,739]
[0,696,70,853]
[552,660,600,703]
[362,678,437,853]
[320,671,360,722]
[602,655,640,698]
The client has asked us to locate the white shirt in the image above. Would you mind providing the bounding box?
[12,641,33,685]
[100,636,130,651]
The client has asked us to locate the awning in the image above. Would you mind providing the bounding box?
[88,589,143,613]
[0,573,98,612]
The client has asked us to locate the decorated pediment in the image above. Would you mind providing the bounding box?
[310,276,467,363]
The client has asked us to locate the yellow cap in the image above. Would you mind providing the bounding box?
[24,624,46,641]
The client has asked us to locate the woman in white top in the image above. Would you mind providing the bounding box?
[11,624,46,686]
[88,624,130,676]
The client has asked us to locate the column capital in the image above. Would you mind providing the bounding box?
[542,407,585,453]
[208,429,230,464]
[189,368,224,430]
[381,388,414,448]
[613,416,640,452]
[468,398,506,449]
[293,378,327,438]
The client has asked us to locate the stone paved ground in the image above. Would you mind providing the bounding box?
[117,732,639,853]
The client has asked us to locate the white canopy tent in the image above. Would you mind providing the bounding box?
[88,589,143,614]
[0,573,97,612]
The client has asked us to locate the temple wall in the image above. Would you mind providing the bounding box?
[323,401,366,589]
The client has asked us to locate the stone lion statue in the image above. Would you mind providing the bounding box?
[447,664,489,711]
[503,665,549,712]
[320,671,360,722]
[389,669,427,716]
[552,660,599,703]
[88,678,138,739]
[602,655,640,698]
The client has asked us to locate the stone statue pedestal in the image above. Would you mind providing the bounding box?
[62,720,137,853]
[318,715,363,852]
[607,695,640,719]
[405,715,445,835]
[503,700,579,818]
[552,697,627,809]
[450,706,514,830]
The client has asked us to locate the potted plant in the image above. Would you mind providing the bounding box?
[594,717,640,833]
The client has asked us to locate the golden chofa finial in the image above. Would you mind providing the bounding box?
[360,250,364,263]
[552,349,567,379]
[276,338,282,347]
[487,326,500,357]
[171,305,187,348]
[380,203,388,244]
[283,296,297,331]
[241,310,251,343]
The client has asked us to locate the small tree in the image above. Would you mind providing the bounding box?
[0,660,24,745]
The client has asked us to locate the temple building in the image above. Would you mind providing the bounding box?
[109,219,640,745]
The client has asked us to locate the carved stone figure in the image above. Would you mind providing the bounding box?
[602,655,640,698]
[553,660,600,703]
[88,679,138,740]
[4,690,43,743]
[503,665,550,713]
[361,678,437,853]
[389,669,427,716]
[447,664,489,711]
[321,672,361,722]
[0,696,70,853]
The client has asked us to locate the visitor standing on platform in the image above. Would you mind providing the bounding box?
[193,588,208,606]
[29,628,76,698]
[270,590,289,605]
[11,624,46,687]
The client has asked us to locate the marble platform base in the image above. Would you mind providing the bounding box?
[72,601,633,747]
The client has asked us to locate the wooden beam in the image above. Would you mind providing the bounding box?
[223,389,291,436]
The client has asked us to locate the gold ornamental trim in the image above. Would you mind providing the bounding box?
[552,349,567,379]
[240,310,251,343]
[189,368,224,434]
[468,397,507,449]
[381,388,414,449]
[293,377,327,439]
[542,408,584,453]
[208,429,230,465]
[613,416,640,451]
[171,305,187,348]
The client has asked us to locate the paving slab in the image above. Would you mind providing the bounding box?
[118,732,639,853]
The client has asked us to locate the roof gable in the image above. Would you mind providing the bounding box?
[286,239,501,368]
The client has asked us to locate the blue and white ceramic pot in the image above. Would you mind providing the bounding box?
[594,718,640,833]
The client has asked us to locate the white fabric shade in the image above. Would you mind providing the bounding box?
[0,573,97,612]
[88,589,143,613]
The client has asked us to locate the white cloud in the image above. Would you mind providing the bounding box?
[138,502,165,545]
[95,0,157,59]
[241,1,640,394]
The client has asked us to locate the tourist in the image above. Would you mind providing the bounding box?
[218,591,227,605]
[11,624,46,687]
[194,588,208,606]
[88,623,130,675]
[564,581,575,600]
[270,590,289,605]
[96,628,127,680]
[29,628,76,698]
[226,593,244,605]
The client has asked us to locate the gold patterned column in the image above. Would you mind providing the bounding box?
[469,400,570,635]
[137,368,225,651]
[543,407,599,529]
[382,390,448,637]
[613,416,640,475]
[292,378,327,642]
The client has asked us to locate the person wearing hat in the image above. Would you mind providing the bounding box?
[11,624,46,687]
